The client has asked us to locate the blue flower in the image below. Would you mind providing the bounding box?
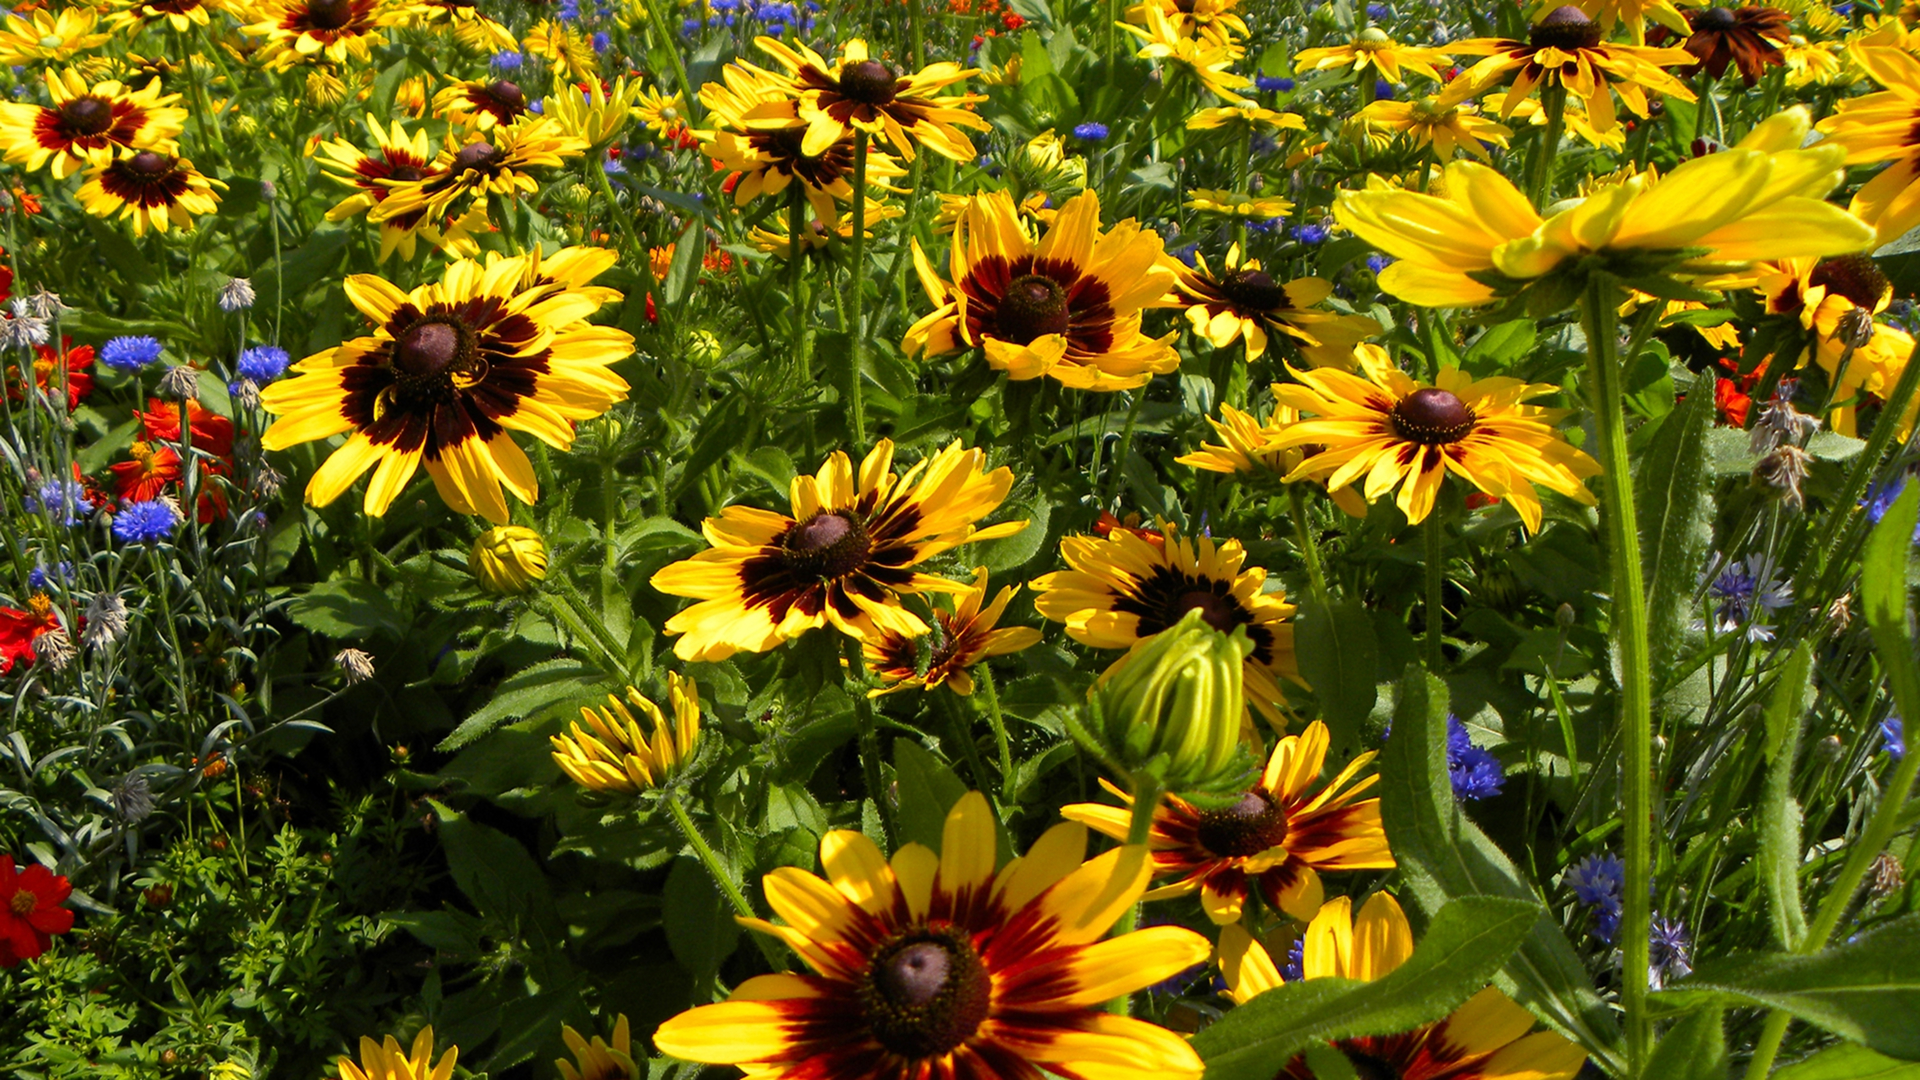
[1366,2,1389,16]
[112,499,181,544]
[592,30,610,50]
[1072,122,1110,141]
[1290,223,1330,244]
[1256,75,1293,92]
[28,479,94,526]
[1649,913,1692,987]
[1446,715,1506,801]
[237,345,290,383]
[1366,253,1395,274]
[1862,477,1920,543]
[1884,715,1906,761]
[1567,852,1625,908]
[1168,243,1199,267]
[1281,938,1304,983]
[28,561,73,590]
[491,51,525,72]
[1701,554,1793,642]
[101,335,164,372]
[602,148,626,174]
[1375,79,1395,99]
[557,0,580,19]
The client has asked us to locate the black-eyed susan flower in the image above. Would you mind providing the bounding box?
[750,197,903,258]
[316,119,479,263]
[753,36,990,162]
[1666,5,1789,84]
[0,7,111,65]
[75,151,224,236]
[1780,34,1840,86]
[1355,93,1515,162]
[904,189,1180,392]
[1033,523,1299,724]
[413,0,517,51]
[368,119,587,227]
[700,62,908,224]
[1815,41,1920,244]
[257,248,633,522]
[242,0,412,69]
[1171,245,1379,366]
[557,1015,637,1080]
[1295,28,1456,84]
[108,0,232,36]
[1185,188,1296,220]
[551,675,701,795]
[1187,99,1307,134]
[0,69,186,180]
[1268,345,1601,530]
[652,792,1209,1080]
[862,568,1042,696]
[432,78,533,131]
[1754,255,1920,437]
[1127,0,1249,48]
[1572,0,1698,43]
[651,441,1024,661]
[1447,6,1696,133]
[543,76,646,148]
[337,1028,457,1080]
[471,525,548,594]
[524,18,598,81]
[1123,4,1254,102]
[1218,894,1588,1080]
[1177,400,1372,517]
[1063,721,1391,923]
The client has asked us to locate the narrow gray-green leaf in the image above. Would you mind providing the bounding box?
[1775,1044,1920,1080]
[1195,896,1540,1080]
[1637,374,1715,689]
[1761,642,1813,950]
[1861,482,1920,758]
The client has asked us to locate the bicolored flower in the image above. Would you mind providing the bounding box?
[1176,400,1375,518]
[75,150,224,236]
[862,568,1042,696]
[432,78,533,131]
[0,69,186,179]
[315,119,483,263]
[1754,255,1920,438]
[242,0,416,69]
[754,37,990,162]
[367,119,587,227]
[1446,6,1696,134]
[1171,245,1378,365]
[1666,5,1789,85]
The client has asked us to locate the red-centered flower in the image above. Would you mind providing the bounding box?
[4,338,94,410]
[0,595,61,674]
[0,854,74,966]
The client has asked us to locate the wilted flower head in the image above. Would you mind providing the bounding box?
[1749,392,1821,454]
[1648,913,1692,989]
[31,626,74,671]
[158,364,200,400]
[112,772,155,823]
[335,648,376,685]
[1752,444,1811,508]
[550,674,702,794]
[82,593,129,649]
[23,291,69,319]
[219,279,256,313]
[0,309,49,350]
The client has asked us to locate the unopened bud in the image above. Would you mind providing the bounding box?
[1836,307,1875,349]
[1091,608,1253,792]
[1556,602,1576,628]
[1752,444,1811,509]
[1817,734,1845,762]
[471,525,549,594]
[159,364,200,399]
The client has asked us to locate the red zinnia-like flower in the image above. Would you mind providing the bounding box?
[1,853,74,966]
[4,338,94,410]
[137,397,235,456]
[0,595,61,674]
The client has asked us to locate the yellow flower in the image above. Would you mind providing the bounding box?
[1126,0,1249,48]
[432,78,534,132]
[861,567,1042,696]
[337,1028,456,1080]
[1295,27,1455,83]
[653,792,1208,1080]
[1781,35,1842,85]
[1176,399,1373,517]
[1447,6,1697,134]
[1815,38,1920,244]
[471,525,548,594]
[1187,100,1307,132]
[550,675,702,794]
[1356,94,1514,162]
[1171,244,1378,365]
[75,151,224,236]
[315,118,482,264]
[1755,256,1920,438]
[904,189,1181,392]
[1122,3,1254,102]
[1218,894,1588,1078]
[632,85,686,133]
[0,69,186,180]
[0,7,111,66]
[1269,344,1601,530]
[557,1015,638,1080]
[749,197,902,257]
[1619,292,1739,352]
[1507,93,1628,150]
[1185,187,1295,219]
[524,18,598,80]
[1334,108,1872,308]
[368,119,587,228]
[414,0,518,51]
[241,0,414,70]
[544,75,647,147]
[752,36,990,162]
[108,0,233,35]
[1568,0,1699,43]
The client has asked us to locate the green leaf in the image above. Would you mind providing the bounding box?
[286,577,406,640]
[1637,373,1715,691]
[438,658,602,751]
[1643,1007,1727,1080]
[1379,666,1624,1070]
[662,216,704,311]
[382,909,486,956]
[429,800,551,925]
[1658,913,1920,1058]
[893,739,970,852]
[1193,896,1541,1080]
[1293,598,1379,739]
[1761,642,1814,950]
[253,225,351,311]
[662,854,742,985]
[1861,482,1920,745]
[979,493,1052,573]
[1775,1045,1920,1080]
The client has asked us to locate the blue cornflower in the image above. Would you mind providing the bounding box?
[1649,913,1692,988]
[1834,1,1854,12]
[1884,715,1905,761]
[1447,715,1506,801]
[681,15,702,32]
[1280,938,1304,983]
[1366,2,1389,16]
[112,499,181,544]
[491,50,525,72]
[1073,122,1110,141]
[28,561,73,590]
[602,148,626,174]
[1700,554,1792,642]
[1248,216,1284,234]
[1290,223,1330,244]
[1255,75,1294,92]
[28,479,94,526]
[1366,253,1395,274]
[100,335,164,372]
[1567,852,1625,942]
[1168,243,1199,267]
[557,0,580,19]
[237,345,290,383]
[1375,80,1395,99]
[592,30,610,50]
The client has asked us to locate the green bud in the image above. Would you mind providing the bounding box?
[1092,608,1254,792]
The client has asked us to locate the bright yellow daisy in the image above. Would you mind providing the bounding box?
[1295,28,1456,84]
[1185,188,1297,220]
[1187,100,1306,132]
[1268,345,1601,531]
[652,792,1209,1080]
[413,0,518,52]
[0,7,111,65]
[753,36,990,162]
[1569,0,1699,43]
[1177,399,1372,518]
[367,119,587,227]
[1446,6,1696,134]
[905,190,1180,391]
[861,568,1042,696]
[75,151,224,236]
[1355,94,1515,162]
[241,0,413,69]
[524,18,598,81]
[0,69,186,180]
[543,76,647,148]
[337,1027,457,1080]
[1123,4,1254,102]
[315,119,484,264]
[1126,0,1250,47]
[1814,41,1920,244]
[1171,245,1379,365]
[1032,523,1298,724]
[108,0,233,35]
[1218,894,1588,1080]
[550,675,701,795]
[649,440,1026,662]
[258,249,633,523]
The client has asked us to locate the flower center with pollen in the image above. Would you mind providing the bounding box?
[391,319,476,383]
[59,97,114,136]
[484,80,526,111]
[840,59,899,105]
[10,890,38,915]
[1690,5,1736,30]
[306,0,356,29]
[1195,790,1289,857]
[452,140,501,177]
[1390,388,1476,445]
[996,274,1071,344]
[1808,254,1890,311]
[1528,5,1603,51]
[127,150,172,177]
[1177,589,1240,633]
[860,928,992,1060]
[783,511,873,581]
[1220,269,1287,312]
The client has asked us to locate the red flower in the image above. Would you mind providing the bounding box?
[4,338,93,411]
[1713,357,1761,428]
[1001,10,1024,29]
[137,398,235,458]
[108,440,231,523]
[0,595,61,675]
[1465,492,1503,509]
[1092,510,1167,548]
[0,262,11,305]
[0,854,74,967]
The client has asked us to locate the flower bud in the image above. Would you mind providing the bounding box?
[1092,608,1253,791]
[471,525,549,594]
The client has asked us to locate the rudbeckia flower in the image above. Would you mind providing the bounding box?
[432,78,533,131]
[1355,94,1515,162]
[753,37,990,162]
[1268,345,1602,530]
[551,675,702,795]
[75,151,224,236]
[368,119,586,226]
[242,0,413,69]
[336,1028,457,1080]
[0,70,185,179]
[1185,188,1296,219]
[1217,894,1588,1079]
[1063,721,1391,923]
[108,0,233,35]
[751,198,904,257]
[1446,6,1696,133]
[652,792,1209,1080]
[905,190,1180,391]
[1128,0,1248,45]
[1033,522,1299,724]
[557,1015,638,1080]
[0,7,111,65]
[413,0,517,51]
[1172,245,1380,365]
[1814,41,1920,244]
[542,76,647,147]
[1187,100,1306,132]
[316,119,482,263]
[1123,4,1254,102]
[1295,28,1456,84]
[524,18,598,81]
[861,568,1042,696]
[1665,5,1789,85]
[1780,35,1841,86]
[1571,0,1699,42]
[650,440,1025,662]
[258,248,633,522]
[1754,255,1920,438]
[1177,400,1374,518]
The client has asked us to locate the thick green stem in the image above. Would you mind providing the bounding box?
[664,792,784,969]
[1289,484,1330,608]
[847,133,870,445]
[1581,273,1654,1075]
[1528,83,1567,206]
[975,664,1015,801]
[1424,511,1445,669]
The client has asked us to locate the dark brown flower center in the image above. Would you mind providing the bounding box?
[1220,269,1287,312]
[127,150,173,177]
[1390,388,1476,445]
[840,59,899,105]
[783,511,873,581]
[391,319,475,381]
[1529,6,1602,50]
[1178,589,1239,633]
[996,274,1070,344]
[387,164,426,183]
[861,928,992,1060]
[9,890,36,915]
[451,140,501,176]
[1809,254,1890,311]
[306,0,355,29]
[59,97,114,136]
[1343,1049,1403,1080]
[1689,5,1736,30]
[484,80,526,110]
[1195,790,1289,858]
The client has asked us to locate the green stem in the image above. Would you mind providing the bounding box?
[975,664,1014,801]
[1289,484,1330,608]
[1103,388,1148,506]
[1806,338,1920,598]
[638,0,702,125]
[1581,273,1654,1075]
[663,792,785,969]
[1528,83,1567,207]
[845,636,896,845]
[847,132,870,446]
[1742,1011,1794,1080]
[1108,772,1165,1014]
[1424,511,1445,669]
